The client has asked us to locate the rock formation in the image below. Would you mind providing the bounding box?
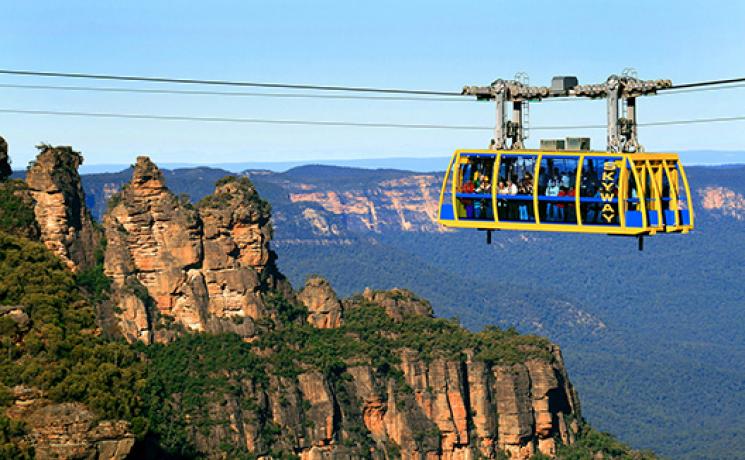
[25,145,99,272]
[163,293,581,459]
[298,275,343,328]
[700,185,745,220]
[97,160,583,458]
[361,286,434,320]
[6,387,134,460]
[0,136,10,180]
[103,157,289,343]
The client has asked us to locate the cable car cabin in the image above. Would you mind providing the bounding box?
[437,150,694,237]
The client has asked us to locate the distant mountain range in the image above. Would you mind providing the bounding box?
[18,149,742,175]
[31,159,745,459]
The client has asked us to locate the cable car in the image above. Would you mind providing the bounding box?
[440,74,695,247]
[437,149,694,238]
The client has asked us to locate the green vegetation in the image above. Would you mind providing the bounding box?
[0,232,147,449]
[0,181,37,237]
[555,425,657,459]
[138,333,267,457]
[255,294,553,382]
[197,175,271,218]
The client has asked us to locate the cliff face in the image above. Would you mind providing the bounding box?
[244,168,447,242]
[699,185,745,220]
[103,157,290,343]
[25,145,99,272]
[1,148,600,459]
[6,387,134,460]
[155,286,581,459]
[95,159,583,458]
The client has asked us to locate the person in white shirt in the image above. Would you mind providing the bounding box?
[545,179,560,221]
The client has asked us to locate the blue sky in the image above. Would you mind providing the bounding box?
[1,0,744,167]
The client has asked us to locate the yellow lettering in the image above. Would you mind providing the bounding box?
[600,192,614,201]
[602,182,614,192]
[602,171,615,181]
[602,213,614,223]
[602,204,614,213]
[604,162,616,171]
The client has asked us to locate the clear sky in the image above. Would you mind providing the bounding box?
[1,0,744,167]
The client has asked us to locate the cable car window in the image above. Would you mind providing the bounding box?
[580,157,621,225]
[498,155,536,222]
[538,156,578,223]
[626,161,641,212]
[672,162,692,226]
[455,154,494,221]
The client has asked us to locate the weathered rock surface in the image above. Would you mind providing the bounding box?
[700,185,745,220]
[48,155,583,459]
[0,135,10,180]
[25,145,99,272]
[5,387,134,460]
[359,287,434,320]
[103,157,290,343]
[158,294,581,460]
[279,171,446,235]
[298,275,343,328]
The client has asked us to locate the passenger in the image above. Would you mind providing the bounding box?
[561,171,571,189]
[477,176,491,194]
[497,181,508,219]
[518,182,528,221]
[463,199,474,219]
[545,179,560,221]
[557,186,567,222]
[567,186,576,222]
[507,180,518,220]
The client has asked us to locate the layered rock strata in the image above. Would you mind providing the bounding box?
[6,387,134,460]
[103,157,289,343]
[25,145,99,272]
[171,290,581,459]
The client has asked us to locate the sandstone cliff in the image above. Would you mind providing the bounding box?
[6,387,134,460]
[103,157,290,343]
[699,185,745,220]
[25,144,99,272]
[145,286,582,459]
[1,148,632,459]
[93,158,585,459]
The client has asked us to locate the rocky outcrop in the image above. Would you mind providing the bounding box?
[359,287,434,320]
[25,145,99,272]
[5,387,134,460]
[0,135,10,180]
[298,276,343,328]
[103,157,289,343]
[699,185,745,220]
[153,295,580,460]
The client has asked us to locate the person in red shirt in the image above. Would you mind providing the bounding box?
[557,186,567,222]
[566,186,576,222]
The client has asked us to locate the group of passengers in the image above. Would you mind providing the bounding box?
[539,168,577,222]
[496,172,534,221]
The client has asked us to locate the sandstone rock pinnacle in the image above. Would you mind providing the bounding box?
[25,145,99,272]
[103,160,288,343]
[298,275,343,328]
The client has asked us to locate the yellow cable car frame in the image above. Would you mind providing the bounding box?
[437,149,694,237]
